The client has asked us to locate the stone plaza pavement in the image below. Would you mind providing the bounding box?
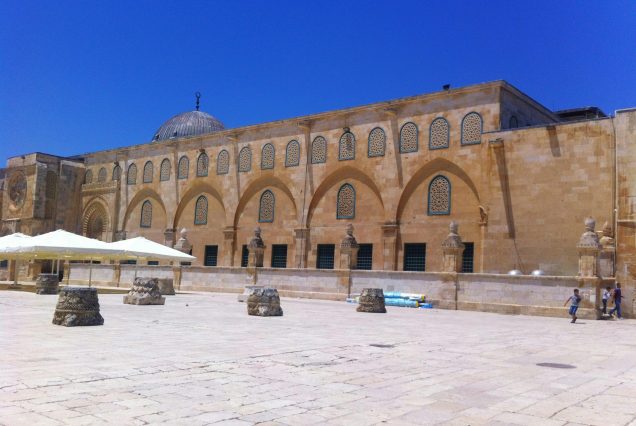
[1,290,636,426]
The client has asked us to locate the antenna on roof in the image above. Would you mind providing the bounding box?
[195,92,201,111]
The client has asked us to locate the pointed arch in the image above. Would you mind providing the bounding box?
[258,190,275,222]
[396,158,480,222]
[122,187,167,231]
[261,143,275,170]
[194,195,208,224]
[112,164,122,181]
[178,156,189,179]
[285,140,300,167]
[217,149,230,175]
[160,158,171,181]
[140,200,153,227]
[233,175,297,228]
[97,167,107,183]
[143,161,153,183]
[173,182,225,229]
[461,111,483,145]
[427,175,451,215]
[306,165,384,226]
[336,183,356,219]
[82,197,110,240]
[127,163,137,185]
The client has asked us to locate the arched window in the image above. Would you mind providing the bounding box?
[461,112,482,145]
[339,131,355,160]
[399,122,418,153]
[112,165,122,181]
[239,146,251,172]
[429,118,450,150]
[160,159,171,181]
[509,115,519,129]
[217,150,229,175]
[84,169,93,184]
[127,164,137,185]
[428,175,451,215]
[143,161,153,183]
[197,152,209,177]
[336,183,355,219]
[285,140,300,167]
[140,200,152,227]
[177,156,189,179]
[259,190,275,223]
[311,136,327,164]
[97,167,107,183]
[368,127,386,157]
[261,143,275,170]
[194,195,208,225]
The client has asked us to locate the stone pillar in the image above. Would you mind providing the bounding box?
[293,227,310,268]
[577,217,601,278]
[441,222,465,273]
[248,227,265,268]
[247,227,265,285]
[381,222,399,271]
[113,263,121,287]
[174,228,192,257]
[172,266,182,291]
[599,221,615,278]
[339,224,359,270]
[222,227,237,266]
[163,228,176,248]
[577,217,603,319]
[7,260,21,289]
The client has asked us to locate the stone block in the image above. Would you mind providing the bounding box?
[247,287,283,316]
[52,287,104,327]
[157,278,175,295]
[238,285,263,302]
[123,278,166,305]
[356,288,387,313]
[35,273,59,295]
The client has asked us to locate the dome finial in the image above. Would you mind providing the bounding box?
[195,91,201,111]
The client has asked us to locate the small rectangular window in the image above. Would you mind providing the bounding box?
[271,244,288,268]
[241,245,249,267]
[204,245,218,267]
[462,242,474,273]
[316,244,335,269]
[403,243,426,271]
[147,260,159,266]
[356,244,373,270]
[119,259,137,265]
[0,260,8,268]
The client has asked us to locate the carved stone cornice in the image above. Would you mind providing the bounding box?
[81,180,120,195]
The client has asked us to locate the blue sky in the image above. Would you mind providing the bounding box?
[1,1,635,161]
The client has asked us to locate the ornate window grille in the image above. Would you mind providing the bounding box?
[311,136,327,164]
[160,159,171,181]
[261,143,275,170]
[112,165,122,181]
[197,153,209,177]
[399,122,418,153]
[339,132,355,160]
[84,170,93,184]
[428,175,451,215]
[258,190,275,223]
[461,112,482,145]
[217,150,229,175]
[429,118,450,150]
[194,195,208,225]
[127,164,137,185]
[143,161,153,183]
[336,183,355,219]
[238,146,252,172]
[140,200,152,227]
[285,140,300,167]
[368,127,386,157]
[177,156,189,179]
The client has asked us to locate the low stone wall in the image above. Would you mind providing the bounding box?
[67,264,116,286]
[65,264,599,318]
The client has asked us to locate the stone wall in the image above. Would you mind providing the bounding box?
[66,264,597,319]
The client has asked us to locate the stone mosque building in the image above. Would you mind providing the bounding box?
[2,80,636,317]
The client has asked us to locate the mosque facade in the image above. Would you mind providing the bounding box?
[2,81,636,316]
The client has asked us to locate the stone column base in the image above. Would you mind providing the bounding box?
[52,287,104,327]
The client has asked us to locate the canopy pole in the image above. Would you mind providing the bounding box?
[89,258,93,288]
[134,257,138,279]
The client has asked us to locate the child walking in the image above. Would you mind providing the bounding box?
[564,289,581,323]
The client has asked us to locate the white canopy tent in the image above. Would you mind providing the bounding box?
[108,237,196,278]
[0,233,32,287]
[0,230,124,286]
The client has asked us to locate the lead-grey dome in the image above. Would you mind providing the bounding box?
[152,110,224,142]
